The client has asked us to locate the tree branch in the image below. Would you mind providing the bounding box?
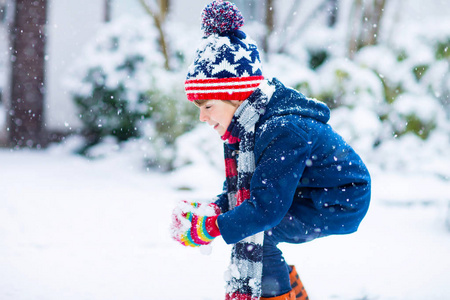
[139,0,170,70]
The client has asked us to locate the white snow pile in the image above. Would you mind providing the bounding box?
[1,132,450,299]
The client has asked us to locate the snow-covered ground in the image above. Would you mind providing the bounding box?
[1,133,449,300]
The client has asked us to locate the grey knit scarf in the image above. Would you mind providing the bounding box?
[222,79,275,300]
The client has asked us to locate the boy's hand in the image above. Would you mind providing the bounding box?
[171,201,221,247]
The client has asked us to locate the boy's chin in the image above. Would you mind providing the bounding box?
[214,127,225,136]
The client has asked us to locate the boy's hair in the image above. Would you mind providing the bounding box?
[193,99,209,107]
[194,99,241,107]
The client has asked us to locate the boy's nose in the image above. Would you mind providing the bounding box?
[199,110,209,122]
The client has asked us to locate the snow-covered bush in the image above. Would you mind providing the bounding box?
[65,16,198,168]
[387,20,450,112]
[66,17,162,143]
[416,31,450,116]
[353,44,447,141]
[315,57,385,110]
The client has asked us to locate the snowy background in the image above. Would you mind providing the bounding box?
[1,132,450,300]
[1,0,450,299]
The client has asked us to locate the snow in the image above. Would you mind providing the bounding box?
[1,134,450,300]
[1,0,450,299]
[63,16,163,105]
[45,0,104,129]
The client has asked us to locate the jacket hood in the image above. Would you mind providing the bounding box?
[259,78,330,124]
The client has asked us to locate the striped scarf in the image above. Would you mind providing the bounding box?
[222,79,275,300]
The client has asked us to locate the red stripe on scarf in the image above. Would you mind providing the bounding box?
[225,158,238,177]
[221,130,240,144]
[236,188,250,206]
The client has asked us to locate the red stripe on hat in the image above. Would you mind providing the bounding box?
[187,90,253,101]
[186,76,263,85]
[186,84,261,91]
[185,76,263,101]
[185,77,263,90]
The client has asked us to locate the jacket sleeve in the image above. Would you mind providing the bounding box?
[217,120,311,244]
[213,180,230,213]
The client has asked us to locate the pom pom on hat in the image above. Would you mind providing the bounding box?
[201,0,244,36]
[185,0,264,102]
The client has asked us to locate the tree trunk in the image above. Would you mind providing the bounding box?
[8,0,47,148]
[262,0,274,53]
[348,0,386,58]
[366,0,386,46]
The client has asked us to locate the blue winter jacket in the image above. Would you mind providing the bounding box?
[215,78,371,244]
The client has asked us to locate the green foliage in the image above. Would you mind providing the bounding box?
[74,68,148,143]
[317,90,341,110]
[138,88,199,171]
[147,88,198,146]
[335,68,351,82]
[402,114,436,140]
[310,59,384,112]
[435,39,450,60]
[413,64,429,81]
[309,49,328,70]
[288,38,449,148]
[390,110,437,141]
[66,16,201,169]
[397,50,408,62]
[311,67,353,109]
[378,75,403,104]
[293,81,312,96]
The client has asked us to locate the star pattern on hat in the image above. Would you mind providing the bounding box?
[250,59,262,74]
[198,46,219,64]
[240,70,250,77]
[211,58,239,76]
[193,70,208,79]
[187,32,263,80]
[232,47,253,62]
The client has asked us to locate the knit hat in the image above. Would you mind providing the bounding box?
[185,0,264,101]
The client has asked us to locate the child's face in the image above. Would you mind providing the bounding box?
[198,100,240,136]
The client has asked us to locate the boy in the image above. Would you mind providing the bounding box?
[171,1,371,299]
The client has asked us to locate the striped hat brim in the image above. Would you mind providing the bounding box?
[185,76,264,101]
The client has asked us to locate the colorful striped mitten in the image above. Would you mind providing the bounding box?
[171,201,221,247]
